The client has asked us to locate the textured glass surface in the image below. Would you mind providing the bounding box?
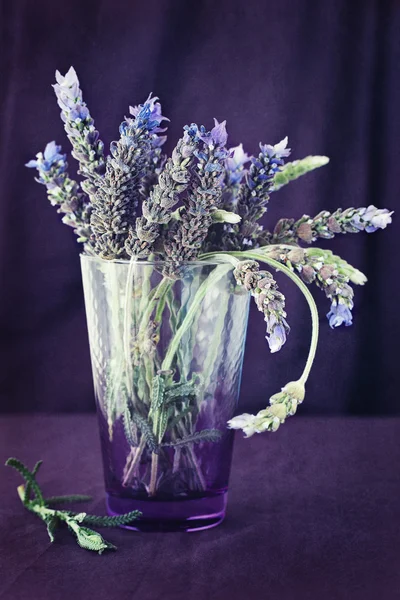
[81,256,250,531]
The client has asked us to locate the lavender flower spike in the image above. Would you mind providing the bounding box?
[228,380,305,436]
[266,204,393,246]
[234,260,290,352]
[26,141,92,245]
[126,125,199,258]
[53,66,106,197]
[91,94,168,259]
[163,120,229,274]
[221,136,291,251]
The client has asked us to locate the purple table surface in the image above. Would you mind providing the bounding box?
[1,415,400,600]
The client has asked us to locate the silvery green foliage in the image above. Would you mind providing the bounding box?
[5,458,141,554]
[163,120,229,276]
[25,141,92,246]
[53,67,106,197]
[263,205,393,246]
[90,95,168,259]
[233,260,290,352]
[126,126,199,257]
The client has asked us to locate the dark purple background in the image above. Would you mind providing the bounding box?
[0,0,399,413]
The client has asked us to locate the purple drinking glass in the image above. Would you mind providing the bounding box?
[81,256,249,532]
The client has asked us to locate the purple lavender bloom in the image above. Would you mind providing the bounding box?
[351,205,394,233]
[267,323,288,353]
[327,301,353,328]
[53,67,82,111]
[198,119,228,147]
[25,141,66,179]
[129,93,169,134]
[225,144,251,184]
[260,136,291,160]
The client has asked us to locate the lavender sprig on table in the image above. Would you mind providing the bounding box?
[53,67,106,197]
[90,95,168,259]
[26,141,92,245]
[5,458,141,554]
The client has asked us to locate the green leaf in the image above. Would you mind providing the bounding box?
[130,412,159,454]
[150,375,165,414]
[71,525,116,554]
[82,510,142,528]
[164,382,198,403]
[5,458,45,506]
[24,460,43,503]
[45,494,92,506]
[272,155,330,191]
[163,429,222,447]
[122,401,137,447]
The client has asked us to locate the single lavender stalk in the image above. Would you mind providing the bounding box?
[221,138,291,250]
[125,125,199,258]
[263,205,393,246]
[53,67,106,197]
[234,260,290,352]
[228,380,306,436]
[163,120,229,276]
[260,246,361,328]
[90,95,168,259]
[26,141,92,246]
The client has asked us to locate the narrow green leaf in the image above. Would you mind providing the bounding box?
[150,375,165,413]
[45,494,92,506]
[82,510,142,528]
[130,412,159,454]
[163,429,222,447]
[24,460,43,503]
[122,400,137,447]
[5,458,45,506]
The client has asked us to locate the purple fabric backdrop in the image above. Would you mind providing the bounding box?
[0,0,399,413]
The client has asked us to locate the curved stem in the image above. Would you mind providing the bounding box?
[199,250,319,386]
[161,264,232,372]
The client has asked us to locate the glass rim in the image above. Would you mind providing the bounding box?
[79,254,233,267]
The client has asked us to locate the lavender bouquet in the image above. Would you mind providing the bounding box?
[26,67,393,532]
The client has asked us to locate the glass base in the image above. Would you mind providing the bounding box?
[106,491,228,532]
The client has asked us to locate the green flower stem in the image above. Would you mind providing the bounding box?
[177,422,207,490]
[123,257,137,400]
[148,263,232,496]
[122,436,147,487]
[161,264,232,372]
[149,452,159,497]
[200,251,319,386]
